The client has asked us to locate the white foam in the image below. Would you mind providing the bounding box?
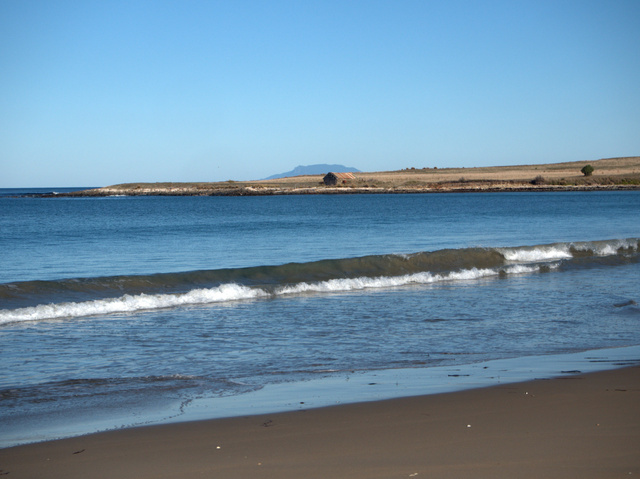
[501,239,639,263]
[500,246,572,262]
[275,267,529,296]
[573,238,638,256]
[0,284,268,325]
[599,245,618,256]
[503,264,545,274]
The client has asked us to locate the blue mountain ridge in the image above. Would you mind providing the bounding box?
[263,164,361,180]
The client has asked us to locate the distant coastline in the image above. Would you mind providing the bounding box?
[53,156,640,197]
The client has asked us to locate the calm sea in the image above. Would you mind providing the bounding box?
[1,191,639,446]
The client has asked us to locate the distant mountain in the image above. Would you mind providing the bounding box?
[264,164,361,180]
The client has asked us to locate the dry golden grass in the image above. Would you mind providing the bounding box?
[256,156,640,188]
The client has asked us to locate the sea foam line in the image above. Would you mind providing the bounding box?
[275,265,544,295]
[0,284,268,325]
[499,246,573,262]
[0,265,546,324]
[498,238,639,263]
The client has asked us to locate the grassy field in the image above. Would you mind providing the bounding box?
[255,156,640,188]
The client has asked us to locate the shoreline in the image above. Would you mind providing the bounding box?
[50,183,640,197]
[2,346,639,450]
[44,156,640,197]
[2,363,638,478]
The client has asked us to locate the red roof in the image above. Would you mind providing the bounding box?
[326,172,355,179]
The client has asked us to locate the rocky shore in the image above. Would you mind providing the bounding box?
[53,182,640,197]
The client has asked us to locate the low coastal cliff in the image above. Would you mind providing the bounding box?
[57,182,640,197]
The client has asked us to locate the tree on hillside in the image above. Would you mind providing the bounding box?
[581,164,594,176]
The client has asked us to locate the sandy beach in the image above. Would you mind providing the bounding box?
[2,365,638,479]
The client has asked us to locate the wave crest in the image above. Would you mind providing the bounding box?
[1,238,637,324]
[0,284,267,324]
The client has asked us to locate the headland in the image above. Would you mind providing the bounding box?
[56,156,640,197]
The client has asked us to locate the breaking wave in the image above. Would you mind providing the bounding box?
[1,284,268,323]
[498,238,638,262]
[1,238,637,325]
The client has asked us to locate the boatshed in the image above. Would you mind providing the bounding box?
[323,172,356,185]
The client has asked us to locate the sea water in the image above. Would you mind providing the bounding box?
[1,191,639,446]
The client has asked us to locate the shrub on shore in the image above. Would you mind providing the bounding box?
[530,175,546,185]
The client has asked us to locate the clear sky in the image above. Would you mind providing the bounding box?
[1,0,639,187]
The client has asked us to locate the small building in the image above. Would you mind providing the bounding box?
[323,172,355,186]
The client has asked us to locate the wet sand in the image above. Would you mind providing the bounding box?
[2,365,638,478]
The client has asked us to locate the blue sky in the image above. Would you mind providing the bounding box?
[1,0,639,187]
